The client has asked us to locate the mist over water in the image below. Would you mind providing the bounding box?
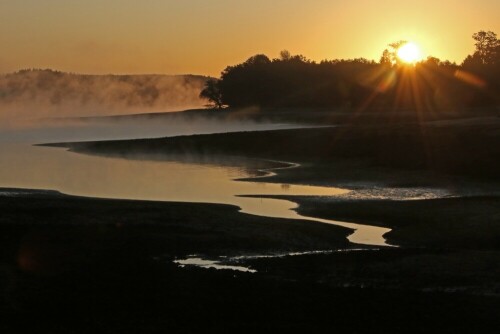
[0,69,310,144]
[0,70,208,121]
[0,113,305,144]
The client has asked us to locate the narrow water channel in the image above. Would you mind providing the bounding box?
[0,143,392,246]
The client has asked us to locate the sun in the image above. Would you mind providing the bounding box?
[397,42,423,63]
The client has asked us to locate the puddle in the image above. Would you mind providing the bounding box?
[173,257,257,273]
[173,249,380,273]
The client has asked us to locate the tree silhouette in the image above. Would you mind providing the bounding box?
[199,78,223,109]
[379,49,392,65]
[279,50,292,61]
[388,40,408,65]
[472,31,499,65]
[209,32,499,111]
[379,41,411,65]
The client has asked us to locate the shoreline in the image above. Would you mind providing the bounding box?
[43,120,500,184]
[2,134,500,332]
[0,147,394,247]
[38,119,500,250]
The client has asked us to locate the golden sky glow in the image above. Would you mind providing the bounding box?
[397,42,423,63]
[0,0,499,76]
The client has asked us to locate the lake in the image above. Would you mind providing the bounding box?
[0,117,394,246]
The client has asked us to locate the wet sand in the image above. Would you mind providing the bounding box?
[1,188,499,333]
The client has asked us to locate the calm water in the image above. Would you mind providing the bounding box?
[0,117,396,246]
[0,142,393,246]
[172,249,377,273]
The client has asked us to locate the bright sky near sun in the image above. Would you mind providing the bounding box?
[0,0,499,76]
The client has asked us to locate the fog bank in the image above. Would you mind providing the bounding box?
[0,69,208,121]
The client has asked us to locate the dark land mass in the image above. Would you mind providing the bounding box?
[295,196,500,249]
[239,193,500,298]
[61,105,498,124]
[1,190,499,333]
[47,112,500,182]
[0,189,350,260]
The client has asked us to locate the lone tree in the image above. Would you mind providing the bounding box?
[199,78,223,109]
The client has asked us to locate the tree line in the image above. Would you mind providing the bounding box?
[201,31,500,111]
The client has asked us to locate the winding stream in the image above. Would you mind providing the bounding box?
[0,143,393,246]
[238,160,393,246]
[0,117,404,247]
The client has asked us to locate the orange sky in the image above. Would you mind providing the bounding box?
[0,0,499,76]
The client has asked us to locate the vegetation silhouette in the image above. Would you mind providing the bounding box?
[199,78,223,109]
[201,31,500,111]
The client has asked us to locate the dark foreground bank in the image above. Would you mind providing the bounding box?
[1,189,499,333]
